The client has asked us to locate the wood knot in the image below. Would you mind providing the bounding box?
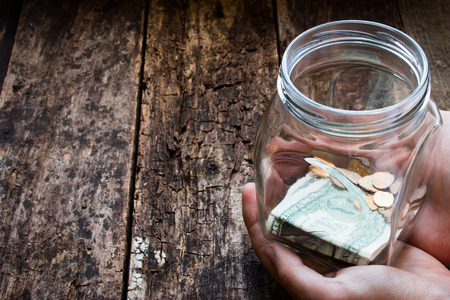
[204,159,218,173]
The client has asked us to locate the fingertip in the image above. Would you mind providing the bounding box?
[242,182,257,224]
[242,182,256,200]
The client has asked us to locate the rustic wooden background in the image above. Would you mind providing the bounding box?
[0,0,448,299]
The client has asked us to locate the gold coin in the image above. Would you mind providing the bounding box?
[348,159,371,177]
[314,156,335,167]
[374,191,394,208]
[371,172,395,190]
[363,194,378,211]
[309,165,329,178]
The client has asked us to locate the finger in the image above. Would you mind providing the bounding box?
[266,242,335,300]
[242,182,333,275]
[242,182,277,275]
[242,182,258,231]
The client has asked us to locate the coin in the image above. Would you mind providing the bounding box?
[348,159,371,177]
[330,176,345,189]
[371,172,395,190]
[314,156,335,167]
[401,202,410,219]
[389,178,402,194]
[358,175,378,193]
[411,185,427,201]
[378,207,392,222]
[309,165,329,178]
[337,167,362,185]
[363,194,378,211]
[354,200,362,211]
[374,191,394,208]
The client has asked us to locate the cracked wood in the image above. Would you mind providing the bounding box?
[0,0,145,298]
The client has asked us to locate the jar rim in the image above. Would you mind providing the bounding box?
[280,20,430,131]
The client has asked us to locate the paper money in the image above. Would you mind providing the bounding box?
[266,158,391,265]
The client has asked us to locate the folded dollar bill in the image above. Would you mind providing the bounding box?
[266,158,391,265]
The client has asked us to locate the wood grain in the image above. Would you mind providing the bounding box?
[0,0,22,90]
[276,0,403,55]
[0,0,448,299]
[129,0,284,298]
[398,0,450,110]
[0,1,145,298]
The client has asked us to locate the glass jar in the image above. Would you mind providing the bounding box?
[254,20,442,269]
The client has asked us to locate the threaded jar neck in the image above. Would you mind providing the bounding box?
[279,20,430,137]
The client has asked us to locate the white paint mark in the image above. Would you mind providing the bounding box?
[128,236,149,300]
[153,250,167,267]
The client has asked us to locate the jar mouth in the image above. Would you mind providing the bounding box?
[280,20,430,134]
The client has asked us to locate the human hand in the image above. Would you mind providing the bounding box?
[408,110,450,265]
[242,182,450,299]
[257,109,450,265]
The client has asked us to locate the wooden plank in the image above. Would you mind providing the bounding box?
[0,0,23,90]
[398,0,450,110]
[276,0,403,55]
[129,0,287,298]
[0,0,145,298]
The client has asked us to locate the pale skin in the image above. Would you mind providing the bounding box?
[242,110,450,299]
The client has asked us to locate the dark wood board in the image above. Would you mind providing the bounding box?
[0,0,23,90]
[398,0,450,110]
[0,1,145,298]
[129,0,283,298]
[276,0,403,56]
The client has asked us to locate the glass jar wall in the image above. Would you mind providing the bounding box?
[254,20,442,270]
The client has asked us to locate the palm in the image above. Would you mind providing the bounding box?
[314,247,450,299]
[394,245,449,282]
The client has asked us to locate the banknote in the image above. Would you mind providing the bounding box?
[266,158,391,265]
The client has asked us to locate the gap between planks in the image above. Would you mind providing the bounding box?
[121,0,150,299]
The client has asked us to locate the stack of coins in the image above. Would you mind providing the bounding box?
[311,157,397,221]
[310,156,427,225]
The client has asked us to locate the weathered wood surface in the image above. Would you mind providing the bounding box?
[0,0,448,299]
[0,0,22,90]
[129,0,450,299]
[276,0,403,55]
[0,0,145,298]
[129,1,282,298]
[398,0,450,110]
